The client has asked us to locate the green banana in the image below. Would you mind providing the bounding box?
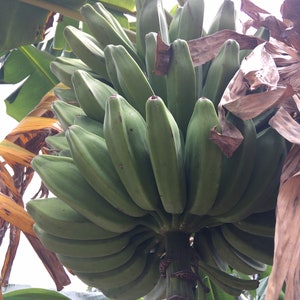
[50,57,95,87]
[221,223,274,265]
[74,240,153,289]
[208,115,257,216]
[217,126,287,222]
[33,223,145,258]
[145,32,167,100]
[168,5,183,42]
[99,251,161,300]
[104,44,154,117]
[198,260,259,295]
[45,132,69,152]
[206,0,236,35]
[71,69,117,122]
[31,155,137,233]
[51,99,85,130]
[176,0,205,41]
[80,3,142,67]
[57,230,157,273]
[210,227,266,275]
[73,115,104,137]
[3,288,70,300]
[26,197,119,240]
[135,0,169,58]
[63,26,109,81]
[233,210,276,238]
[103,94,161,213]
[184,98,222,216]
[193,228,228,272]
[166,38,196,136]
[66,125,147,217]
[202,39,240,108]
[146,96,186,214]
[53,86,77,104]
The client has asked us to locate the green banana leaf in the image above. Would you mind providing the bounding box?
[3,288,70,300]
[3,45,59,120]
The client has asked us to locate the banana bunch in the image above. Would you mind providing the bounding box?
[27,1,287,299]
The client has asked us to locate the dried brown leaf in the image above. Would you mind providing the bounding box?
[25,233,71,291]
[224,85,294,120]
[266,171,300,300]
[269,106,300,144]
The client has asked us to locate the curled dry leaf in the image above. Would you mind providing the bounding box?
[266,170,300,300]
[269,106,300,144]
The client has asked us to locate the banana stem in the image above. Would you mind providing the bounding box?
[165,231,196,300]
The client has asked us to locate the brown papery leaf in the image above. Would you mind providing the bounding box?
[224,85,294,120]
[241,0,289,45]
[281,144,300,186]
[281,0,300,28]
[241,43,279,89]
[266,171,300,300]
[269,106,300,144]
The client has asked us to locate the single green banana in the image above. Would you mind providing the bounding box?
[71,69,117,122]
[166,38,196,136]
[63,26,109,81]
[168,5,183,42]
[33,223,145,258]
[176,0,205,41]
[146,96,186,214]
[51,100,85,131]
[145,32,167,101]
[202,39,240,108]
[31,155,137,233]
[50,57,95,87]
[184,98,222,216]
[100,251,161,300]
[217,126,287,222]
[53,86,77,104]
[220,223,274,265]
[135,0,169,58]
[206,0,236,35]
[193,228,228,272]
[3,288,70,300]
[210,227,266,275]
[208,114,257,216]
[73,115,104,137]
[104,44,154,117]
[45,132,69,152]
[26,197,119,240]
[103,94,161,213]
[233,210,276,238]
[57,230,157,273]
[198,260,259,294]
[74,240,153,290]
[66,125,147,217]
[80,3,142,67]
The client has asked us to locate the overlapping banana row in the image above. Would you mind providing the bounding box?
[27,0,287,299]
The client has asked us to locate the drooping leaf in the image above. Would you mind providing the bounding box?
[3,45,59,121]
[0,193,35,236]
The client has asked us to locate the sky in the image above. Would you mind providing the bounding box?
[0,0,286,294]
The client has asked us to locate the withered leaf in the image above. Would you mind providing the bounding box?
[269,106,300,144]
[266,171,300,300]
